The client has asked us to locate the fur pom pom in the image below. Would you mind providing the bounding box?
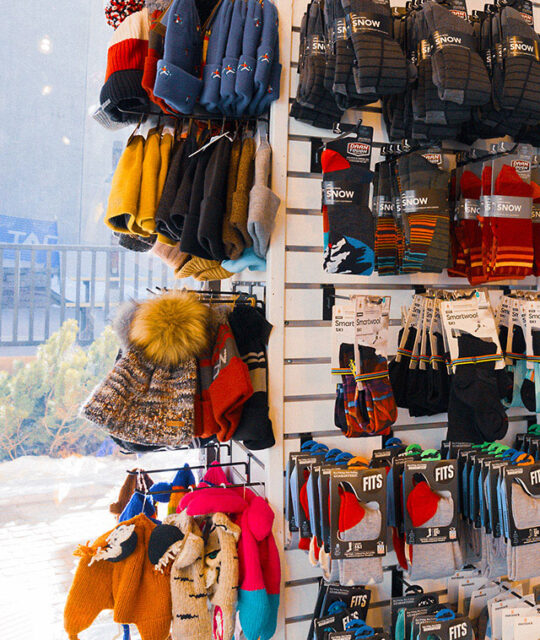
[129,291,211,367]
[113,300,139,350]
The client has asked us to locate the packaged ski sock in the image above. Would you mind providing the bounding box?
[321,144,375,275]
[426,332,450,413]
[338,488,383,585]
[486,162,534,280]
[508,482,540,580]
[457,167,485,283]
[422,1,490,107]
[405,481,462,580]
[335,383,349,433]
[520,330,540,411]
[340,344,368,435]
[374,161,399,275]
[500,7,540,120]
[531,166,540,276]
[447,332,508,443]
[356,345,397,435]
[389,327,417,408]
[341,0,407,98]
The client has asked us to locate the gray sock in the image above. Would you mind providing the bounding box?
[338,506,383,586]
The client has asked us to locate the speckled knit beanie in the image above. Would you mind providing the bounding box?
[81,291,211,447]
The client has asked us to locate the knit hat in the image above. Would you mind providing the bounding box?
[106,0,145,29]
[198,137,231,261]
[235,0,263,115]
[222,137,244,259]
[230,137,256,253]
[100,9,151,125]
[219,0,248,114]
[247,139,280,258]
[142,5,176,114]
[177,256,233,281]
[151,240,191,273]
[205,513,242,640]
[222,247,267,273]
[153,0,203,114]
[249,0,279,115]
[105,130,145,233]
[119,490,157,521]
[116,232,156,252]
[149,511,212,640]
[81,291,211,446]
[64,514,171,640]
[200,0,235,112]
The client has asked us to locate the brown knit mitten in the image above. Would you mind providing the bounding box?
[204,513,241,640]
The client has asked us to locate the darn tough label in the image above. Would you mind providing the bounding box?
[400,189,446,214]
[422,152,443,166]
[483,196,532,219]
[504,36,540,61]
[347,12,391,36]
[457,198,480,220]
[347,141,371,159]
[431,29,475,52]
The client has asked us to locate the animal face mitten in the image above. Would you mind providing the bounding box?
[149,512,212,640]
[204,513,242,640]
[64,514,172,640]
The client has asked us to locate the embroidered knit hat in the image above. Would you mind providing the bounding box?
[219,0,248,114]
[153,0,203,114]
[81,291,211,446]
[100,9,151,125]
[64,514,171,640]
[235,0,263,115]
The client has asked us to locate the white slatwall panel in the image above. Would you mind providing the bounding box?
[260,0,540,636]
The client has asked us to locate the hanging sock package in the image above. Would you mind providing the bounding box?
[329,466,387,585]
[322,126,375,275]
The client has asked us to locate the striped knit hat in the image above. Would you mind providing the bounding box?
[100,8,151,124]
[81,291,211,447]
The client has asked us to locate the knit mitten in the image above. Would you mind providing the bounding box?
[247,139,281,259]
[338,488,383,585]
[205,513,242,640]
[151,512,212,640]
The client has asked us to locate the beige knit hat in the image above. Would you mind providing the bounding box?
[151,240,191,273]
[177,256,233,281]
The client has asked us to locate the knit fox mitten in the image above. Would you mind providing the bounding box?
[338,488,383,586]
[405,481,462,580]
[151,512,212,640]
[205,513,242,640]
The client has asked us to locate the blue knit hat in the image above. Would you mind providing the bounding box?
[222,247,266,272]
[253,42,280,115]
[219,0,248,114]
[248,0,279,115]
[119,491,157,522]
[235,0,263,114]
[153,0,203,114]
[200,0,234,113]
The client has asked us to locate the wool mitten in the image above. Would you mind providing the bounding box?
[338,488,383,585]
[205,513,242,640]
[322,149,375,275]
[152,512,212,640]
[447,333,508,443]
